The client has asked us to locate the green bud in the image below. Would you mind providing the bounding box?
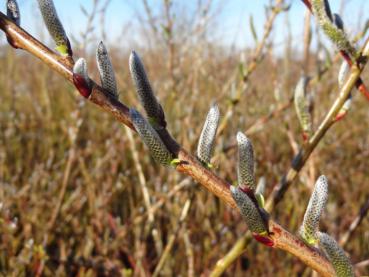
[130,109,173,166]
[318,232,354,277]
[299,175,328,245]
[230,186,268,235]
[96,41,118,99]
[196,104,220,165]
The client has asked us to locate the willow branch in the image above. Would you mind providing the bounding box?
[266,9,369,211]
[0,12,335,276]
[301,0,369,101]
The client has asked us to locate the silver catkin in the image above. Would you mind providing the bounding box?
[129,51,165,128]
[318,232,354,277]
[294,77,312,137]
[6,0,20,26]
[196,104,220,165]
[299,175,328,245]
[230,186,267,235]
[237,132,256,190]
[96,41,118,99]
[73,58,90,85]
[37,0,71,56]
[130,109,173,166]
[311,0,356,58]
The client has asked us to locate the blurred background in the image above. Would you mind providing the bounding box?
[0,0,368,276]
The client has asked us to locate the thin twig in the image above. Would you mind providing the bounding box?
[339,198,369,246]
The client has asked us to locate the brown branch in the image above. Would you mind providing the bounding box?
[301,0,369,101]
[266,50,369,210]
[265,1,369,211]
[0,12,337,276]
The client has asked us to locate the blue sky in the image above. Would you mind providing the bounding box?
[2,0,369,50]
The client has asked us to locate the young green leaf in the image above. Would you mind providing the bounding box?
[299,175,328,245]
[249,15,258,43]
[37,0,72,56]
[230,186,268,235]
[318,232,355,277]
[129,51,166,128]
[196,104,220,166]
[6,0,20,26]
[130,109,173,166]
[96,41,118,99]
[237,132,256,190]
[255,176,266,208]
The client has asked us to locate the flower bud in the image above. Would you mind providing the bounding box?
[237,132,256,190]
[73,58,91,98]
[299,175,328,245]
[230,186,268,235]
[311,0,356,58]
[130,109,173,166]
[294,77,312,139]
[196,104,220,165]
[6,0,20,26]
[37,0,72,56]
[129,51,166,128]
[318,232,354,277]
[96,41,118,99]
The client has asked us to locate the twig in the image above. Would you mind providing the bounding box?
[152,198,192,277]
[132,178,191,225]
[266,39,369,211]
[125,126,163,255]
[339,198,369,246]
[218,0,286,136]
[301,0,369,101]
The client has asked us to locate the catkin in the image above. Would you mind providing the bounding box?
[230,186,267,235]
[196,104,220,165]
[130,109,173,166]
[37,0,72,56]
[237,132,256,190]
[129,51,166,128]
[96,41,118,99]
[299,175,328,244]
[318,232,354,277]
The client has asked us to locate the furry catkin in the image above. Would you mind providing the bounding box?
[318,232,354,277]
[37,0,72,56]
[130,109,173,166]
[230,186,267,235]
[196,104,220,165]
[129,51,166,128]
[237,132,256,190]
[7,0,20,26]
[299,175,328,244]
[96,41,118,99]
